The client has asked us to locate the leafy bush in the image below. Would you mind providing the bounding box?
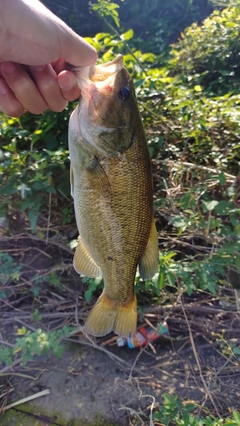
[0,326,72,367]
[0,4,240,425]
[0,253,22,299]
[1,3,239,299]
[0,108,72,230]
[153,393,240,425]
[169,6,240,94]
[42,0,213,55]
[114,0,213,55]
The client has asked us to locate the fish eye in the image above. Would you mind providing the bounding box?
[118,87,131,101]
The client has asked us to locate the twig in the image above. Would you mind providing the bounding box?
[0,340,14,347]
[14,318,37,332]
[179,292,221,417]
[0,234,74,255]
[45,191,52,244]
[75,297,79,326]
[157,160,236,180]
[97,14,147,76]
[118,405,146,425]
[128,346,145,381]
[0,372,43,379]
[0,387,14,400]
[0,389,50,413]
[0,359,22,375]
[234,289,240,311]
[68,326,132,367]
[142,394,156,426]
[63,336,130,368]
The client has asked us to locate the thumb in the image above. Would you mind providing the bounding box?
[58,25,97,67]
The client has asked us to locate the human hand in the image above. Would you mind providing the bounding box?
[0,0,97,117]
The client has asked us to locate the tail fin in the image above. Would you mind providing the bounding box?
[84,293,137,338]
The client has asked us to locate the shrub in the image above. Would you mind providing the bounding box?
[168,6,240,94]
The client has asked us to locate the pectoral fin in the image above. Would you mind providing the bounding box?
[73,236,101,277]
[139,218,159,280]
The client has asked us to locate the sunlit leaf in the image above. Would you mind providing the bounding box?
[120,28,134,41]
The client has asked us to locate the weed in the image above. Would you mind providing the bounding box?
[153,393,240,425]
[0,326,72,367]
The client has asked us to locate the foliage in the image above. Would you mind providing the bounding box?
[80,4,240,303]
[168,6,240,94]
[138,194,239,299]
[0,253,22,299]
[153,393,240,425]
[1,2,239,302]
[92,0,121,28]
[42,0,213,55]
[114,0,213,55]
[0,3,240,424]
[0,108,72,230]
[0,326,72,367]
[82,276,104,304]
[213,330,240,359]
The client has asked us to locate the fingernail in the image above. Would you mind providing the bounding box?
[0,79,10,95]
[1,62,16,74]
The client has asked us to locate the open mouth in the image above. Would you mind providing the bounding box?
[89,54,124,82]
[70,54,124,89]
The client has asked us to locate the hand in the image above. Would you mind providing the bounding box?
[0,0,97,117]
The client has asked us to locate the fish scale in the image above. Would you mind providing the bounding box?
[69,55,159,337]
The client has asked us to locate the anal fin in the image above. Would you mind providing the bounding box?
[139,218,159,280]
[73,236,101,278]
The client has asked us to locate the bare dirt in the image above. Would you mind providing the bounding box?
[2,330,240,426]
[1,235,240,425]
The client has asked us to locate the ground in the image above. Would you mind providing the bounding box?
[0,228,240,425]
[1,330,240,426]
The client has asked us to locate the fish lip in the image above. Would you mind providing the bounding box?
[95,54,123,69]
[69,54,124,74]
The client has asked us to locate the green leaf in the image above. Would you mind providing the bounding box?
[28,210,38,232]
[85,288,93,304]
[201,200,219,212]
[167,272,175,287]
[233,411,240,422]
[194,85,202,92]
[218,171,226,186]
[172,216,188,228]
[120,28,134,41]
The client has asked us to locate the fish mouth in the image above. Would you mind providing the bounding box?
[70,54,124,82]
[70,55,124,93]
[71,55,126,156]
[89,54,124,82]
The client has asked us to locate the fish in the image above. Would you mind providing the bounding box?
[68,54,159,338]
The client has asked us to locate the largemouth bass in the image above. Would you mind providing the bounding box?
[68,55,159,338]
